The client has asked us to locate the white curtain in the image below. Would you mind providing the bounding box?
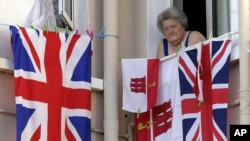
[31,0,56,31]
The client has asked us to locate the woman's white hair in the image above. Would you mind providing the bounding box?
[157,7,189,34]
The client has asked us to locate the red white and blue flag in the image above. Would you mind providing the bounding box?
[179,38,231,141]
[10,26,92,141]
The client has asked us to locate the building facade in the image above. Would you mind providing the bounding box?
[0,0,247,141]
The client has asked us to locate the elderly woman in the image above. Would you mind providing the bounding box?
[156,7,206,58]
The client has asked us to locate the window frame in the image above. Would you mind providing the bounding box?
[58,0,74,29]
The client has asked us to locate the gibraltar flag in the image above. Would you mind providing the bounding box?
[122,58,160,113]
[134,54,183,141]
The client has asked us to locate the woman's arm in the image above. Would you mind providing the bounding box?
[188,31,206,46]
[156,41,165,58]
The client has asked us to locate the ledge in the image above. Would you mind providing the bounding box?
[0,58,14,74]
[0,58,103,91]
[0,108,16,116]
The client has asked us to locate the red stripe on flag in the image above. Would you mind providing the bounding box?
[200,42,213,141]
[212,88,228,104]
[213,125,225,141]
[30,125,41,141]
[20,28,41,71]
[147,59,159,110]
[66,34,81,63]
[212,40,230,68]
[135,111,152,141]
[179,57,196,83]
[182,98,200,114]
[193,125,200,141]
[14,77,91,110]
[65,120,77,141]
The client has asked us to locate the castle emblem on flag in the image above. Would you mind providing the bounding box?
[153,100,173,139]
[130,76,157,93]
[130,76,146,93]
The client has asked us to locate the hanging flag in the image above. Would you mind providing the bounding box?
[122,58,159,113]
[179,37,231,141]
[134,54,184,141]
[10,26,92,141]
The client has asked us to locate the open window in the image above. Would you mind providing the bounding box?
[58,0,74,29]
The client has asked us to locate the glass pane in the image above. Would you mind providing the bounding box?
[213,0,230,36]
[65,0,72,20]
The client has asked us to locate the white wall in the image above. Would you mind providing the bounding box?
[147,0,172,58]
[0,0,36,60]
[74,0,89,34]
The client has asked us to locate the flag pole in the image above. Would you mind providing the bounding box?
[238,0,250,124]
[103,0,119,141]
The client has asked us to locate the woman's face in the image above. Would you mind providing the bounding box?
[162,19,186,45]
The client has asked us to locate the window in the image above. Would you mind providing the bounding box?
[212,0,230,37]
[58,0,74,29]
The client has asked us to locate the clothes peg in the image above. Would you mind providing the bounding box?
[86,29,94,39]
[44,25,48,34]
[30,25,40,36]
[65,26,69,35]
[75,29,79,35]
[31,25,36,29]
[137,108,141,118]
[209,31,213,40]
[54,26,58,34]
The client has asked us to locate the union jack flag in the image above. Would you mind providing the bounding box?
[178,38,231,141]
[10,26,92,141]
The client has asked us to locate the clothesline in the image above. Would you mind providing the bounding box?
[0,23,119,39]
[0,23,73,35]
[0,23,95,39]
[0,23,9,26]
[2,22,238,40]
[219,31,239,38]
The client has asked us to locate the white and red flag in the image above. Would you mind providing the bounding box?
[122,58,160,113]
[134,54,184,141]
